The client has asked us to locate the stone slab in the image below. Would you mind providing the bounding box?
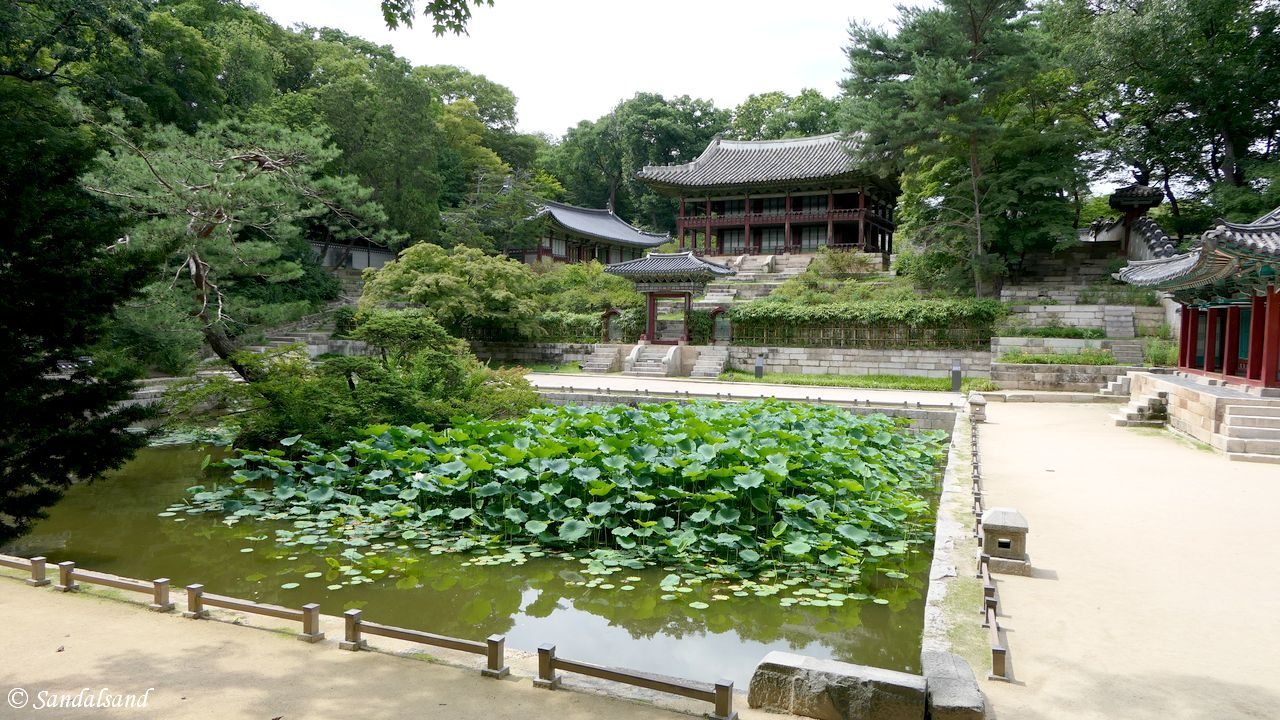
[747,651,926,720]
[920,651,985,720]
[988,556,1032,576]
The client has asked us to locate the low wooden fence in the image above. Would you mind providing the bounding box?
[0,553,737,718]
[969,418,1010,681]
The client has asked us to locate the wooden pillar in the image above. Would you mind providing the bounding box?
[827,189,834,248]
[857,187,866,250]
[1224,306,1242,376]
[743,194,751,255]
[1248,294,1266,380]
[1203,307,1219,373]
[1185,306,1200,370]
[646,292,657,342]
[783,192,792,254]
[1179,304,1192,369]
[1263,285,1280,387]
[677,198,686,249]
[704,199,712,256]
[683,292,692,343]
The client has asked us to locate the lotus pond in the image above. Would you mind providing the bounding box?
[4,400,945,686]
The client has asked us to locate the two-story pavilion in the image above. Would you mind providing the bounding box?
[1117,205,1280,389]
[507,200,669,265]
[635,134,898,264]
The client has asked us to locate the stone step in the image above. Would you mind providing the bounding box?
[1228,415,1280,429]
[1227,452,1280,464]
[1222,424,1280,440]
[1225,404,1280,418]
[1113,416,1165,428]
[1241,438,1280,454]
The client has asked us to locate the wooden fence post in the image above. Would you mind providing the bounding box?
[27,556,50,587]
[299,603,324,643]
[532,644,561,689]
[54,561,78,592]
[183,584,208,619]
[150,578,175,612]
[712,679,738,720]
[482,635,509,678]
[339,609,367,651]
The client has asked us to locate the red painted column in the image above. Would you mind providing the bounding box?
[1248,295,1266,380]
[1185,307,1200,370]
[784,193,792,254]
[677,198,686,250]
[857,187,866,250]
[827,189,834,248]
[704,199,712,256]
[1203,308,1218,373]
[1263,286,1280,387]
[743,194,751,255]
[683,292,692,343]
[1224,307,1241,377]
[1179,304,1192,369]
[645,292,656,342]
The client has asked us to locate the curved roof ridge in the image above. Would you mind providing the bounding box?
[716,133,845,148]
[537,200,669,247]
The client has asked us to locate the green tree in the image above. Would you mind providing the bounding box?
[360,243,539,337]
[843,0,1088,295]
[380,0,494,34]
[0,77,155,541]
[729,89,840,140]
[84,118,390,380]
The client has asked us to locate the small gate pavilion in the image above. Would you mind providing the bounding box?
[605,252,734,344]
[1118,206,1280,389]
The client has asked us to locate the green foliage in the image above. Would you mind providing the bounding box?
[1075,282,1160,307]
[730,298,1005,349]
[844,0,1089,296]
[170,311,540,448]
[1143,338,1178,367]
[727,89,840,140]
[180,400,947,604]
[1000,326,1105,340]
[103,285,206,375]
[379,0,493,34]
[360,243,539,337]
[331,307,358,339]
[0,76,154,541]
[998,349,1118,365]
[529,260,645,314]
[719,371,1000,393]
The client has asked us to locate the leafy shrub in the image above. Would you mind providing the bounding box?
[1000,326,1105,339]
[1076,282,1159,307]
[730,298,1007,349]
[532,310,603,342]
[330,306,357,339]
[1144,338,1178,367]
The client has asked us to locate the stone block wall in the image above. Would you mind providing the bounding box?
[469,341,601,368]
[1005,305,1166,336]
[728,346,992,379]
[990,337,1112,356]
[991,362,1138,391]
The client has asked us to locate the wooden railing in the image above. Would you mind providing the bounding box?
[535,644,736,720]
[0,553,737,716]
[970,418,1010,681]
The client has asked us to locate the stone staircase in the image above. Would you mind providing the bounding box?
[1220,404,1280,464]
[690,346,729,378]
[581,345,621,373]
[1110,342,1144,365]
[1103,306,1137,340]
[624,345,672,377]
[1099,374,1132,397]
[1112,391,1168,428]
[655,320,685,343]
[701,286,739,305]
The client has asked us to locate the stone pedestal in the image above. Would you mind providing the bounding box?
[982,507,1030,575]
[748,651,926,720]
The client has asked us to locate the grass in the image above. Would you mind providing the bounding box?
[499,362,581,373]
[999,326,1106,340]
[997,349,1118,365]
[719,369,999,393]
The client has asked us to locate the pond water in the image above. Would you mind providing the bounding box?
[3,446,930,687]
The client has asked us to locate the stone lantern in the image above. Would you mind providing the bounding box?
[981,507,1030,575]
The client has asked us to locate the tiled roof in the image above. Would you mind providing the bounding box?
[1116,214,1279,289]
[1109,184,1164,210]
[1207,218,1280,257]
[538,201,669,248]
[605,252,735,280]
[1254,204,1280,225]
[1131,216,1179,258]
[636,134,861,191]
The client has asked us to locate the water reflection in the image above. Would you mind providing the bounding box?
[4,447,927,685]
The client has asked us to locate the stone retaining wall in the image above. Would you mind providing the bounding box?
[991,362,1141,391]
[1005,305,1165,335]
[469,341,601,368]
[990,337,1113,356]
[729,346,992,379]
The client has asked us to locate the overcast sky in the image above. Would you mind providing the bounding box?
[249,0,906,138]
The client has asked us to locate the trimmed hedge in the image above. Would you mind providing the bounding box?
[729,299,1006,349]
